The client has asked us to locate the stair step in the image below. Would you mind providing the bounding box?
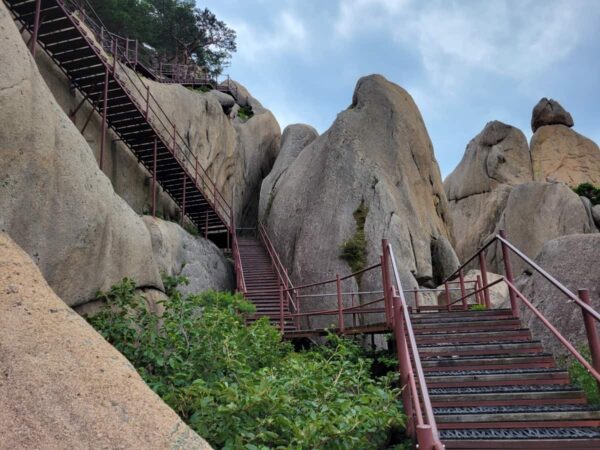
[415,329,531,344]
[425,368,570,388]
[421,353,555,372]
[419,340,543,357]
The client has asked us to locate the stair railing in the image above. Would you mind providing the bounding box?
[439,230,600,387]
[258,222,298,329]
[384,241,444,450]
[53,0,233,234]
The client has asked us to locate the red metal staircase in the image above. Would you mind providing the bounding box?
[5,0,232,247]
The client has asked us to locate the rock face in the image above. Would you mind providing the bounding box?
[531,98,574,133]
[263,75,456,328]
[143,217,234,294]
[530,124,600,186]
[487,182,592,274]
[444,121,532,260]
[518,234,600,358]
[445,121,532,202]
[259,124,319,220]
[0,233,212,450]
[0,6,162,306]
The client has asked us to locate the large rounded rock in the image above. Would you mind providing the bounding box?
[518,234,600,358]
[259,124,319,220]
[445,121,532,201]
[487,182,592,274]
[531,98,574,133]
[263,75,456,327]
[530,124,600,186]
[0,6,162,306]
[142,216,234,294]
[0,233,211,450]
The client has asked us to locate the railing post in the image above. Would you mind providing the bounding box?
[499,230,518,317]
[180,174,186,225]
[392,289,415,438]
[204,210,209,239]
[125,38,129,62]
[280,284,285,333]
[112,38,117,72]
[478,251,491,309]
[381,239,393,328]
[144,86,150,118]
[476,275,484,305]
[459,269,468,310]
[579,289,600,391]
[336,274,344,334]
[29,0,42,56]
[351,293,357,328]
[135,39,139,66]
[172,124,177,155]
[444,281,452,311]
[152,138,157,217]
[99,61,110,171]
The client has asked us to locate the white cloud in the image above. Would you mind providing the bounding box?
[231,10,308,62]
[335,0,600,90]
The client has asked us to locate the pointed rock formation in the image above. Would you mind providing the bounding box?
[262,75,456,328]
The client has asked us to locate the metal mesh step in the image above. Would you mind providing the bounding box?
[429,385,581,395]
[440,427,600,440]
[428,368,564,377]
[422,352,550,361]
[435,405,599,415]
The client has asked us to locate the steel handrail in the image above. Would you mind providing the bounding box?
[61,0,233,231]
[504,278,600,381]
[386,243,442,448]
[441,237,497,285]
[496,235,600,322]
[282,262,383,293]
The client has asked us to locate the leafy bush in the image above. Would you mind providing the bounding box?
[88,278,405,449]
[568,346,600,405]
[237,105,254,121]
[340,200,369,275]
[469,304,487,311]
[574,182,600,205]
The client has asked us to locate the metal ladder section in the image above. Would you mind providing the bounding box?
[5,0,232,247]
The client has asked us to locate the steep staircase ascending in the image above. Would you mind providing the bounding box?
[238,236,295,332]
[411,308,600,449]
[5,0,230,247]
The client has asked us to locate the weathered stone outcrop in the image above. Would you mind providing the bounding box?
[530,124,600,187]
[0,233,212,450]
[531,98,574,133]
[263,75,456,327]
[445,121,532,201]
[444,121,532,260]
[259,124,319,220]
[518,234,600,358]
[143,216,234,294]
[0,6,163,306]
[487,182,592,274]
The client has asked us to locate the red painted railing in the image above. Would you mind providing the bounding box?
[434,230,600,385]
[55,0,233,234]
[232,222,247,297]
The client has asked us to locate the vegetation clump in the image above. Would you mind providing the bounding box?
[566,346,600,405]
[574,182,600,206]
[237,104,254,121]
[88,277,405,449]
[340,200,369,275]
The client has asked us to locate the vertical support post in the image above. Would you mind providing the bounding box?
[99,62,110,171]
[351,293,357,328]
[499,230,518,317]
[135,40,139,66]
[393,290,415,438]
[180,174,186,226]
[152,138,157,218]
[381,239,392,328]
[336,274,344,334]
[172,124,177,155]
[125,38,129,62]
[444,281,452,311]
[204,211,208,239]
[144,86,150,118]
[279,284,285,333]
[112,39,117,72]
[413,290,419,313]
[579,289,600,391]
[476,275,484,305]
[478,251,491,309]
[29,0,42,56]
[459,269,468,310]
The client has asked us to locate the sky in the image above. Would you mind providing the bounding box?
[202,0,600,178]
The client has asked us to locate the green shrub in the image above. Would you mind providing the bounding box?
[469,304,487,311]
[340,200,369,276]
[574,182,600,205]
[237,104,254,121]
[88,277,405,449]
[567,346,600,405]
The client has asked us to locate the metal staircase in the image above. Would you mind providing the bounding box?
[5,0,232,247]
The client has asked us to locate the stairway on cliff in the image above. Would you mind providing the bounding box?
[237,236,295,332]
[410,308,600,449]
